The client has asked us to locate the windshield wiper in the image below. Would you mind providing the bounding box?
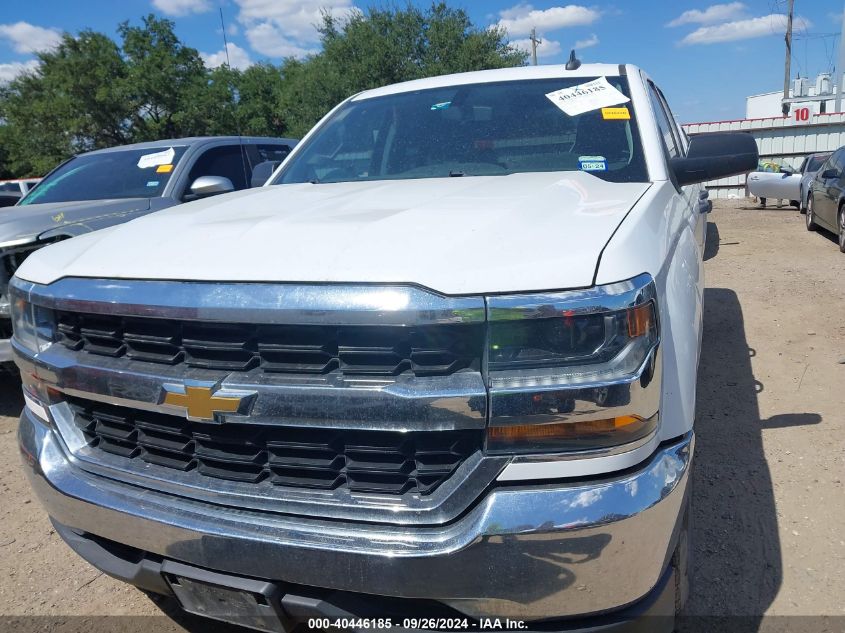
[448,170,465,177]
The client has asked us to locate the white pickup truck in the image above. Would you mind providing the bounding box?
[13,63,756,632]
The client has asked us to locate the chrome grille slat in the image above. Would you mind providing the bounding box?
[69,396,482,496]
[56,312,482,378]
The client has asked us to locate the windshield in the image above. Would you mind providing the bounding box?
[274,77,647,185]
[807,154,830,172]
[19,146,188,206]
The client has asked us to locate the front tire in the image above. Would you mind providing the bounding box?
[838,206,845,253]
[806,195,818,231]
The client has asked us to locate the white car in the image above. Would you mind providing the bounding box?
[0,178,41,196]
[746,158,808,208]
[12,63,756,631]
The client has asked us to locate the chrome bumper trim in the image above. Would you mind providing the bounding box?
[11,276,486,325]
[15,341,487,431]
[20,408,693,619]
[0,337,12,363]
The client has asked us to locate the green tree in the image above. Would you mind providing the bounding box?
[0,30,130,175]
[0,4,525,176]
[279,2,526,136]
[118,14,208,140]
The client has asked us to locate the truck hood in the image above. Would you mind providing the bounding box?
[0,198,151,247]
[17,173,649,295]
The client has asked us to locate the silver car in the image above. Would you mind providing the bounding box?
[0,136,296,365]
[799,151,832,212]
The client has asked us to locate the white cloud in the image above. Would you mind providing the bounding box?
[510,37,562,59]
[201,42,253,70]
[574,33,599,49]
[244,22,318,58]
[680,14,811,45]
[234,0,354,58]
[0,59,38,83]
[151,0,212,16]
[667,2,746,28]
[0,22,61,54]
[497,4,600,38]
[570,489,603,509]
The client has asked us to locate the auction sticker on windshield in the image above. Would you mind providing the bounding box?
[545,77,630,116]
[137,147,176,169]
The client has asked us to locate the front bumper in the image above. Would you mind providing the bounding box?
[19,407,693,622]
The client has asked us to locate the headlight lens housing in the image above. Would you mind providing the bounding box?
[10,283,55,354]
[486,274,660,455]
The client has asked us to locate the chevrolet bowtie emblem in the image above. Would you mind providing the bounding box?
[162,382,255,422]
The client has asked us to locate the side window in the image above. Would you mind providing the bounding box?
[255,144,293,163]
[656,87,687,155]
[647,84,680,159]
[185,145,250,195]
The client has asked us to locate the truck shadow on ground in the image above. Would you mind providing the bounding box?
[0,372,23,416]
[704,221,719,261]
[680,287,821,632]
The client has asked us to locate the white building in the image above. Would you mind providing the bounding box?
[746,73,838,119]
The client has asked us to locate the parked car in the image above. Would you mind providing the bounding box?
[798,151,832,212]
[0,177,41,196]
[12,64,756,631]
[0,191,21,208]
[0,136,296,365]
[806,146,845,251]
[747,160,801,208]
[0,178,41,208]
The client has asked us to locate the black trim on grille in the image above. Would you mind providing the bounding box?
[56,312,483,377]
[68,397,482,496]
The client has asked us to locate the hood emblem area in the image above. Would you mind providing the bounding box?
[161,382,256,422]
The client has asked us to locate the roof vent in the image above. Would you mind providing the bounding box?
[565,50,581,70]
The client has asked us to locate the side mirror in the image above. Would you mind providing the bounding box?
[779,168,793,176]
[189,175,235,198]
[670,133,759,186]
[821,168,839,180]
[250,161,281,188]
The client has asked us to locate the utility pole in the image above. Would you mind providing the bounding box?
[835,3,845,112]
[529,27,541,66]
[781,0,794,115]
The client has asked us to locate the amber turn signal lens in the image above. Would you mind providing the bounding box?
[488,415,643,444]
[626,303,655,338]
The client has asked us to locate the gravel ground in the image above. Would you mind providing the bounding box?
[0,199,843,631]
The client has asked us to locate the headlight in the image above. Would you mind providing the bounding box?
[485,274,660,455]
[10,283,55,354]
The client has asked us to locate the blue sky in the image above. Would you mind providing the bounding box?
[0,1,841,122]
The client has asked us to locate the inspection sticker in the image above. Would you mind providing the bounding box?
[545,77,630,116]
[146,180,159,187]
[137,147,175,169]
[601,106,630,120]
[578,155,607,171]
[156,163,174,173]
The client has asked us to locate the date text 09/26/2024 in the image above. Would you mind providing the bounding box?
[307,619,528,630]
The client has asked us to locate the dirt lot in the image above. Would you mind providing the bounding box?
[0,200,843,630]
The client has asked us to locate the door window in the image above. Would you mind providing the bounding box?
[185,145,251,195]
[647,83,680,159]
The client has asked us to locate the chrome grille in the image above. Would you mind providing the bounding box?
[69,397,482,495]
[56,313,483,377]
